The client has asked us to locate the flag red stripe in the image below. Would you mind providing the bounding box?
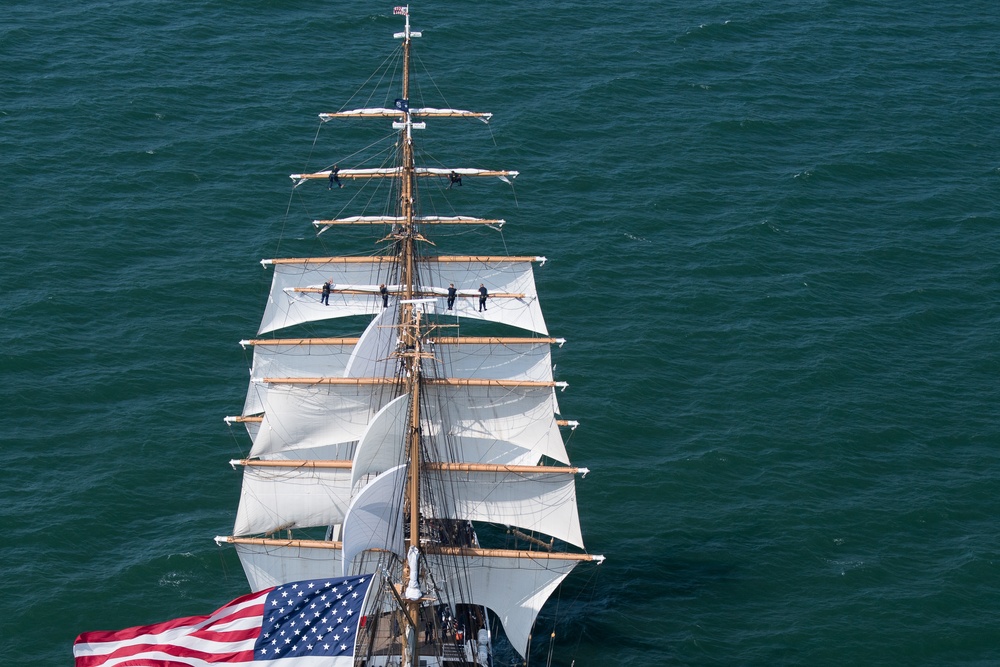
[74,591,268,667]
[74,639,256,667]
[75,593,266,643]
[186,627,260,643]
[78,658,251,667]
[83,659,252,667]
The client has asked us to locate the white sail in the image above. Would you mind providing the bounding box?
[423,385,569,465]
[263,442,356,462]
[430,340,554,382]
[258,258,547,335]
[235,542,343,592]
[344,305,398,379]
[424,554,578,659]
[250,384,384,458]
[424,470,584,548]
[425,436,540,467]
[244,420,260,442]
[243,339,356,416]
[350,395,408,487]
[258,260,394,334]
[254,383,566,464]
[233,464,353,536]
[341,465,407,576]
[416,259,547,334]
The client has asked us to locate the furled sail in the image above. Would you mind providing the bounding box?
[319,107,492,121]
[290,167,517,186]
[313,215,504,231]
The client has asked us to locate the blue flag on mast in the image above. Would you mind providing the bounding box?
[394,98,409,113]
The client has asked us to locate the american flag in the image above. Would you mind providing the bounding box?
[74,575,373,666]
[393,6,408,15]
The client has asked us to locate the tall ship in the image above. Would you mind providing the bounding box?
[216,8,604,665]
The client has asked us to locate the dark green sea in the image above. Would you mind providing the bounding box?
[5,1,1000,664]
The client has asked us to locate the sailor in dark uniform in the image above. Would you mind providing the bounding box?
[321,279,332,305]
[447,171,462,189]
[478,284,488,311]
[447,283,457,310]
[329,165,343,189]
[380,283,389,308]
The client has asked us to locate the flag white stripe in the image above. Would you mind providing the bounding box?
[76,633,257,659]
[94,651,256,667]
[76,594,266,656]
[206,615,263,632]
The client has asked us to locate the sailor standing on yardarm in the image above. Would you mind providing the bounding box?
[447,283,457,310]
[478,283,488,311]
[321,279,332,305]
[328,165,343,189]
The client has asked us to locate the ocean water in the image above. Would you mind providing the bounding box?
[4,1,1000,664]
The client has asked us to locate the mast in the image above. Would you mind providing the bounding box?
[395,7,424,667]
